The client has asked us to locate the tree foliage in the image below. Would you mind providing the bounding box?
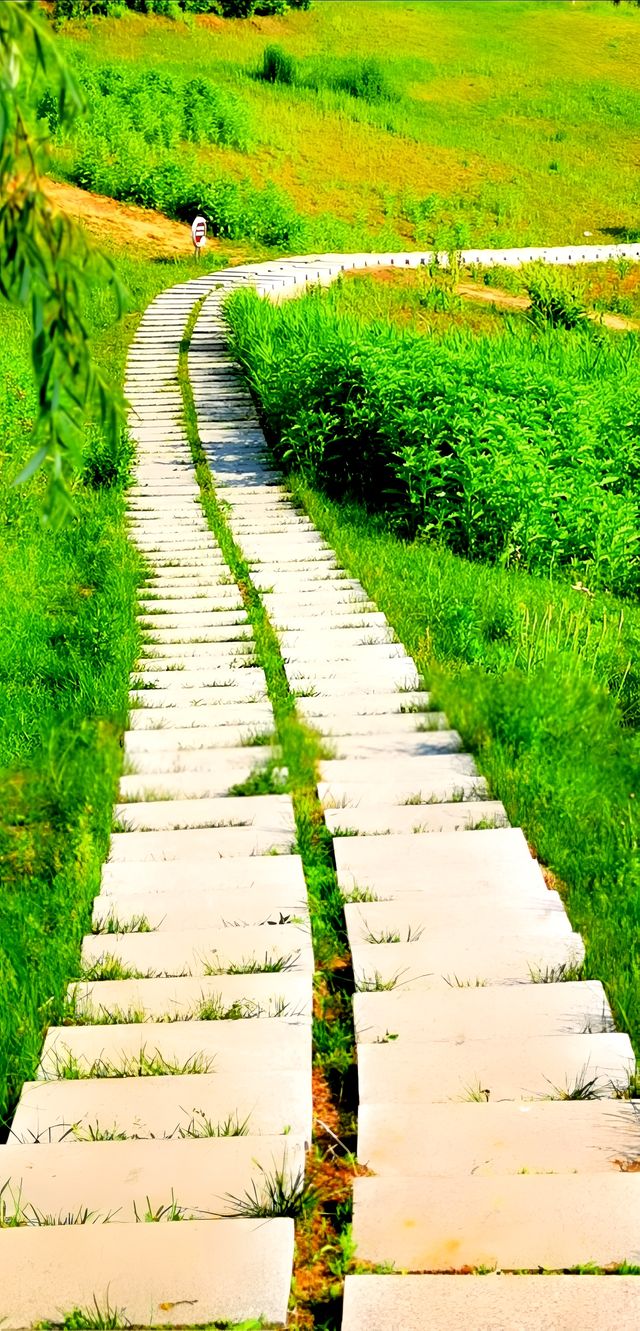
[0,0,125,521]
[54,0,311,18]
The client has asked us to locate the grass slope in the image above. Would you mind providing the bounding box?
[50,0,640,248]
[0,246,224,1132]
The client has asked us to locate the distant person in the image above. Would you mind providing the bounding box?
[192,214,207,258]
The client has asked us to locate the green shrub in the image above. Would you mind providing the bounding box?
[333,57,397,103]
[525,267,589,329]
[259,44,298,86]
[226,286,640,596]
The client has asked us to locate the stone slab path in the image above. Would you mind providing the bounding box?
[2,243,640,1330]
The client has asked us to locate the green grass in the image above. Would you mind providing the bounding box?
[225,280,640,597]
[0,245,228,1134]
[50,0,640,249]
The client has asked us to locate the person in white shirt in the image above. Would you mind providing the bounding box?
[191,214,207,258]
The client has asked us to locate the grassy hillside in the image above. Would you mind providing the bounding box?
[49,0,640,249]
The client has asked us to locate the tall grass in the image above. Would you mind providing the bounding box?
[225,283,640,596]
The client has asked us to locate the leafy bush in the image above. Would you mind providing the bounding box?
[226,286,640,596]
[259,44,298,86]
[54,0,310,17]
[525,267,589,329]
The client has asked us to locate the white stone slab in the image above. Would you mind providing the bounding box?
[353,980,612,1044]
[128,704,273,731]
[113,793,294,833]
[69,972,312,1022]
[345,898,570,950]
[352,1174,640,1272]
[0,1220,294,1328]
[124,749,276,776]
[358,1032,634,1103]
[92,884,308,932]
[357,1098,640,1177]
[298,693,431,718]
[326,801,508,835]
[0,1135,306,1221]
[352,931,585,989]
[81,922,314,978]
[39,1018,311,1080]
[342,1274,640,1330]
[101,854,305,896]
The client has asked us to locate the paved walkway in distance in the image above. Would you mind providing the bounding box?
[1,244,640,1331]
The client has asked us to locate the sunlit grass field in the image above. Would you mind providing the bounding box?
[53,0,640,248]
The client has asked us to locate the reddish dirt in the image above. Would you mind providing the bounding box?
[41,177,250,265]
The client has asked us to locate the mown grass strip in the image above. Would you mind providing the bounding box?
[178,300,361,1330]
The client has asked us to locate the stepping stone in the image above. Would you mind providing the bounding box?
[39,1019,311,1080]
[0,1135,306,1222]
[326,800,508,835]
[80,922,314,978]
[321,756,477,781]
[131,671,266,693]
[112,793,294,833]
[108,821,294,860]
[334,827,544,889]
[352,1174,640,1272]
[0,1219,294,1329]
[124,748,276,776]
[119,767,283,799]
[92,884,308,932]
[358,1032,634,1104]
[341,1273,640,1331]
[69,972,312,1023]
[357,1098,640,1177]
[125,729,275,756]
[298,692,431,719]
[138,613,249,631]
[351,930,585,988]
[319,711,450,737]
[324,732,463,758]
[127,704,274,731]
[353,980,613,1044]
[100,853,305,896]
[12,1068,312,1142]
[320,776,486,805]
[345,898,571,949]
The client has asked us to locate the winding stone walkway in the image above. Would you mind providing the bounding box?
[2,243,640,1329]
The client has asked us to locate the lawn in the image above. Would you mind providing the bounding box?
[48,0,640,249]
[0,243,233,1132]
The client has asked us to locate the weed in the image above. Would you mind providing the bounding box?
[47,1048,215,1079]
[204,951,301,975]
[176,1111,250,1139]
[218,1165,313,1220]
[91,914,152,936]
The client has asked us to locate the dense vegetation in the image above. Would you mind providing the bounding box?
[224,269,640,1048]
[55,0,310,20]
[49,1,640,250]
[0,248,220,1132]
[226,274,640,596]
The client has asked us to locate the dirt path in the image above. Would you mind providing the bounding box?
[42,178,250,266]
[457,278,639,332]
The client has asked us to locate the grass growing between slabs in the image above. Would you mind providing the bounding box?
[178,302,364,1330]
[0,245,232,1134]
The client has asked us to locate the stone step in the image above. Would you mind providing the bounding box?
[358,1032,634,1104]
[39,1019,311,1080]
[319,711,450,737]
[353,980,612,1044]
[92,885,307,932]
[324,731,463,758]
[352,1174,640,1272]
[138,634,254,653]
[0,1135,305,1222]
[0,1219,293,1329]
[141,614,250,636]
[125,747,278,775]
[352,931,585,988]
[357,1098,640,1177]
[321,776,487,806]
[81,922,314,978]
[341,1274,640,1331]
[334,826,544,890]
[118,767,285,800]
[289,668,421,691]
[321,755,477,780]
[128,705,273,734]
[280,628,397,648]
[132,667,266,690]
[130,686,268,709]
[271,613,389,631]
[100,853,305,896]
[138,612,249,630]
[12,1068,312,1142]
[113,792,294,833]
[326,800,509,835]
[136,646,256,666]
[345,898,571,950]
[69,972,313,1022]
[109,822,291,860]
[298,692,431,719]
